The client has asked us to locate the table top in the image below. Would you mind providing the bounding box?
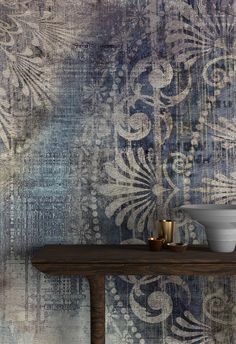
[31,244,236,276]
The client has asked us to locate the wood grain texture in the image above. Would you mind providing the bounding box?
[88,275,105,344]
[31,244,236,344]
[32,245,236,276]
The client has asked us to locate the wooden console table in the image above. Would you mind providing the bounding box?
[31,245,236,344]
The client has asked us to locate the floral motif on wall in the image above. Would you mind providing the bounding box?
[0,0,236,343]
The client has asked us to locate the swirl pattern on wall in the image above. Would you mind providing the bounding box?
[0,0,236,343]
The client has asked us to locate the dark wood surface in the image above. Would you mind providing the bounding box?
[32,244,236,344]
[88,275,105,344]
[32,244,236,275]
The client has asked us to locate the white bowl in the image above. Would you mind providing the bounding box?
[180,204,236,252]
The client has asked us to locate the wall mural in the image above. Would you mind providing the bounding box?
[0,0,236,343]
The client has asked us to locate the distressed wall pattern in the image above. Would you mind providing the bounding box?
[0,0,236,343]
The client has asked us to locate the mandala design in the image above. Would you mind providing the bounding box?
[166,0,235,67]
[166,310,224,343]
[99,148,179,232]
[200,172,236,203]
[206,116,236,149]
[0,1,81,150]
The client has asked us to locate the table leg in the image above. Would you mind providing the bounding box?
[88,275,105,344]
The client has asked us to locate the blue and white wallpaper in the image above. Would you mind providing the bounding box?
[0,0,236,343]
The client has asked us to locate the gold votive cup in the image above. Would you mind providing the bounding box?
[157,219,175,244]
[148,237,165,251]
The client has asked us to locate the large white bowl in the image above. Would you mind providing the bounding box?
[180,204,236,252]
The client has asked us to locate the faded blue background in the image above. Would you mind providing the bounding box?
[0,0,235,343]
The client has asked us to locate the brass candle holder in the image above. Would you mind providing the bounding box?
[148,237,165,251]
[157,219,175,245]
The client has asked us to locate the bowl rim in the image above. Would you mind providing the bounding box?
[180,204,236,210]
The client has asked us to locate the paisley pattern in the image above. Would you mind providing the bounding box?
[0,1,236,343]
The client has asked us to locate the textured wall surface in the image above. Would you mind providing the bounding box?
[0,0,236,343]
